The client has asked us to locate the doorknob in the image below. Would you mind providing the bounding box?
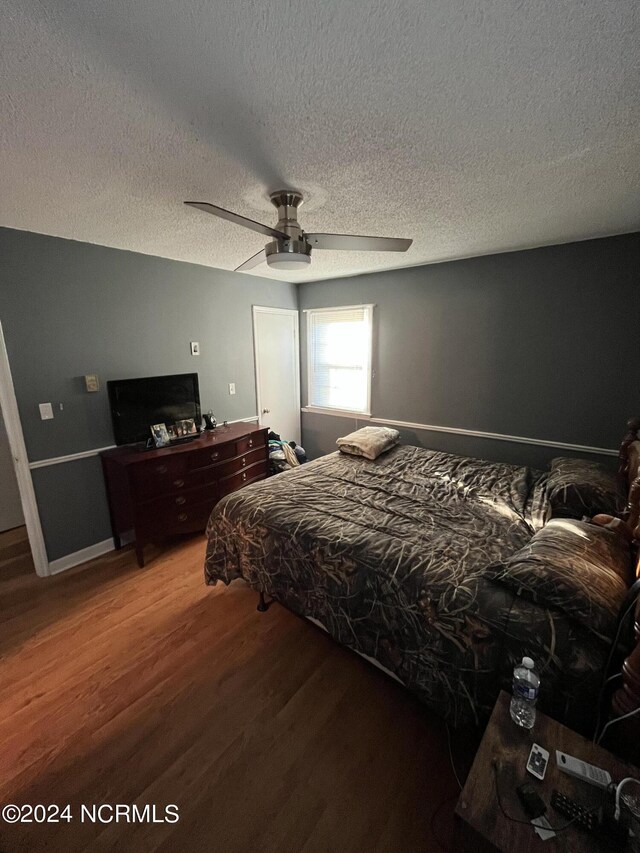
[262,408,270,414]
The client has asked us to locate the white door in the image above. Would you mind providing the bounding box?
[253,307,301,444]
[0,405,24,532]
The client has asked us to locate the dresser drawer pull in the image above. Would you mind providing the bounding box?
[210,451,220,460]
[242,472,247,481]
[156,464,168,474]
[177,512,188,522]
[175,496,186,506]
[173,479,185,488]
[241,457,246,467]
[248,439,253,448]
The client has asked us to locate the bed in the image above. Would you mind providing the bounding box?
[204,424,638,731]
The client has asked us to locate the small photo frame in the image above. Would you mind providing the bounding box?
[175,417,197,437]
[150,423,170,447]
[166,424,178,441]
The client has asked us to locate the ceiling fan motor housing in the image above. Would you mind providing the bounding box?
[266,190,312,267]
[265,236,311,257]
[270,190,304,239]
[265,237,311,268]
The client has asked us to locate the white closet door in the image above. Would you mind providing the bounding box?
[253,307,301,445]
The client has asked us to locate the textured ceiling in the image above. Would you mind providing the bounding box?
[1,1,639,283]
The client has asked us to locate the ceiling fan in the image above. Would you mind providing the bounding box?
[184,190,412,272]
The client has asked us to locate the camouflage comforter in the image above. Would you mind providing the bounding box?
[205,446,611,730]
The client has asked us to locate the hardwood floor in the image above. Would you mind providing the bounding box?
[0,526,465,852]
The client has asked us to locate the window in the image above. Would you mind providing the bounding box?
[306,305,373,415]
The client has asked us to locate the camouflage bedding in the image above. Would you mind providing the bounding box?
[204,446,613,730]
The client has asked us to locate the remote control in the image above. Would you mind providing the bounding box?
[555,751,612,790]
[551,790,600,831]
[526,743,549,781]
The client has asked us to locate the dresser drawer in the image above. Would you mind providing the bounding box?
[131,456,188,498]
[138,498,216,537]
[236,432,265,455]
[214,446,265,479]
[138,482,217,517]
[187,442,236,471]
[219,460,268,498]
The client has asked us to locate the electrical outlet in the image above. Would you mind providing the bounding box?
[190,341,200,356]
[228,382,236,396]
[39,402,54,420]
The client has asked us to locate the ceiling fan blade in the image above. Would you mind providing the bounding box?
[305,233,412,252]
[235,249,267,272]
[184,201,288,240]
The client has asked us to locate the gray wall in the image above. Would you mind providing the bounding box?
[3,227,639,560]
[0,227,296,560]
[299,233,640,466]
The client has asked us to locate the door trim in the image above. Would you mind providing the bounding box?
[0,320,49,576]
[252,306,301,442]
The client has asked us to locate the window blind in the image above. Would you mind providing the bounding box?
[307,306,373,414]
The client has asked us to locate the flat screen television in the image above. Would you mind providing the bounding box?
[107,373,201,446]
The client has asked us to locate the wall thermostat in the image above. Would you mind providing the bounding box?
[39,402,54,420]
[84,374,100,392]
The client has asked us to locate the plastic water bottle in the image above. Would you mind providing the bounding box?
[510,657,540,729]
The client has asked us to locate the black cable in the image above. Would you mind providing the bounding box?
[492,762,542,825]
[445,721,464,791]
[428,792,459,853]
[594,582,640,740]
[492,761,590,832]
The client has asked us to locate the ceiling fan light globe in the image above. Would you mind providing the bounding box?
[266,252,311,270]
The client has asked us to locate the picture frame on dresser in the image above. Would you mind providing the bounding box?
[150,423,170,447]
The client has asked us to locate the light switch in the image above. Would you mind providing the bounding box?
[39,402,54,420]
[228,382,236,395]
[190,342,200,356]
[84,374,100,392]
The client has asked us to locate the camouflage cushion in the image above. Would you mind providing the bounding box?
[487,518,632,642]
[544,457,623,518]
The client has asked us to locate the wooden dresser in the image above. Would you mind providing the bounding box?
[101,423,269,567]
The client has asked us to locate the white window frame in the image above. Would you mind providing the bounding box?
[303,304,374,418]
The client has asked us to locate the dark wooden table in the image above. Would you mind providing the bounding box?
[455,691,638,852]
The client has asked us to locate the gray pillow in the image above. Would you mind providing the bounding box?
[544,457,623,518]
[485,518,632,641]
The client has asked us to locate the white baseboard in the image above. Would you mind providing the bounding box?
[48,538,115,575]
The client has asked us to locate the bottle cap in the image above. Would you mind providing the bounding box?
[522,657,534,669]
